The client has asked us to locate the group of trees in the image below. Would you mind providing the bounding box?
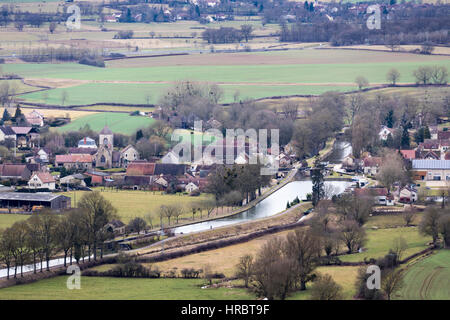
[413,66,449,85]
[19,47,103,64]
[419,206,450,248]
[206,164,271,206]
[349,89,450,158]
[0,192,117,279]
[292,92,345,159]
[235,228,343,300]
[278,4,450,46]
[202,25,253,44]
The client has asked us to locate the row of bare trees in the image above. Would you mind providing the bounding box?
[0,192,117,279]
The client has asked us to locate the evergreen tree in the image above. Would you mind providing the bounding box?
[385,110,395,128]
[2,108,10,122]
[311,158,324,207]
[401,126,410,149]
[309,2,314,11]
[423,126,431,140]
[304,1,309,10]
[136,129,144,142]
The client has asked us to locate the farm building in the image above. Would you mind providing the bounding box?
[0,192,71,211]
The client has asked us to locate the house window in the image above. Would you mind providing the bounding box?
[101,155,106,163]
[433,176,441,181]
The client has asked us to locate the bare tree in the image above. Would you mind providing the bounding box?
[235,254,254,288]
[339,220,367,254]
[355,76,369,90]
[377,152,407,193]
[310,273,343,300]
[281,101,298,121]
[403,207,416,226]
[381,268,404,300]
[386,68,400,86]
[419,206,441,246]
[284,228,321,291]
[392,237,408,261]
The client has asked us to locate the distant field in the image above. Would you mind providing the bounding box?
[1,107,96,121]
[55,112,154,135]
[62,189,214,225]
[339,227,431,263]
[0,277,255,300]
[395,250,450,300]
[10,49,449,105]
[0,214,29,230]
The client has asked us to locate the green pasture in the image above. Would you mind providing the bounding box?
[0,214,29,230]
[6,59,450,85]
[20,82,355,105]
[0,277,255,300]
[395,250,450,300]
[62,189,214,225]
[339,227,431,263]
[55,112,155,135]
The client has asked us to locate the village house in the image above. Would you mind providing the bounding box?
[0,126,16,142]
[185,181,199,193]
[0,163,37,182]
[12,127,39,148]
[379,125,396,141]
[25,110,44,127]
[78,137,98,149]
[355,187,394,206]
[60,173,87,188]
[28,172,56,190]
[120,145,139,168]
[412,159,450,187]
[55,154,93,170]
[400,150,416,160]
[105,220,126,235]
[85,170,112,185]
[398,186,418,203]
[362,156,382,176]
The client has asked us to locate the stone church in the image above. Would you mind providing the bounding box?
[95,126,114,168]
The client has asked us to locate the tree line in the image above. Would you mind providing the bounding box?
[0,192,116,279]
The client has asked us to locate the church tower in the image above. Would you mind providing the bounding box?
[99,126,113,150]
[95,126,114,168]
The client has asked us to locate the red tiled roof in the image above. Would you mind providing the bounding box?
[11,127,32,135]
[363,157,382,167]
[438,131,450,140]
[126,161,155,176]
[55,154,93,163]
[355,187,388,197]
[32,172,55,183]
[400,150,416,160]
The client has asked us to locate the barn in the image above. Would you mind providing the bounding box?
[0,192,71,211]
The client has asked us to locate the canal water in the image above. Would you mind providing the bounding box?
[172,180,351,234]
[0,140,353,278]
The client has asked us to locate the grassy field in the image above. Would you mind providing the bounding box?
[395,250,450,300]
[0,277,255,300]
[7,59,449,84]
[55,112,154,135]
[62,189,214,225]
[0,214,29,230]
[4,49,447,107]
[339,227,431,263]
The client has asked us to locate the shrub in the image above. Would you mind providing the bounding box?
[79,56,105,68]
[114,30,134,39]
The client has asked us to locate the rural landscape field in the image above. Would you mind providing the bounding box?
[0,0,449,311]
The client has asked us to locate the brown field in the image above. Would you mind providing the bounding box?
[0,107,97,120]
[107,48,449,68]
[336,45,450,56]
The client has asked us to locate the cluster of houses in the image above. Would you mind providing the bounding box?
[340,125,450,206]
